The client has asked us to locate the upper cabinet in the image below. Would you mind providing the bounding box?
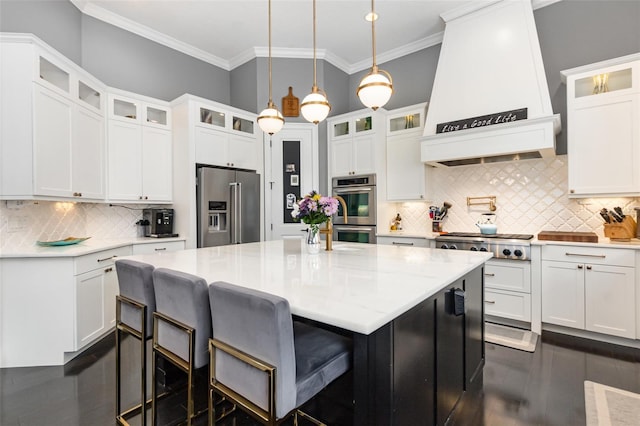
[562,54,640,197]
[385,103,430,201]
[107,90,172,203]
[194,102,259,170]
[1,35,106,201]
[327,110,382,178]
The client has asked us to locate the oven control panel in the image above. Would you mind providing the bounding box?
[436,240,530,260]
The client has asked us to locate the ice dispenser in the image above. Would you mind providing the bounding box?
[208,201,227,232]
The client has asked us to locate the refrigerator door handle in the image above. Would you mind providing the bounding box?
[229,182,239,244]
[237,182,242,243]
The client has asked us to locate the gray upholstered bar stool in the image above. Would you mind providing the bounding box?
[207,281,352,426]
[115,259,156,426]
[152,268,212,426]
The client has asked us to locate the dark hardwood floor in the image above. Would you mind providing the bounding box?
[1,330,639,426]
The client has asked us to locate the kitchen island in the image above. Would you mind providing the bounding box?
[123,240,492,425]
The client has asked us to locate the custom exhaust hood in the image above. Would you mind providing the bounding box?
[421,0,560,167]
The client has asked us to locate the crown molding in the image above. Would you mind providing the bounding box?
[70,0,231,70]
[441,0,562,22]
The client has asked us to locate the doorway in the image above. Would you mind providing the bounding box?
[264,123,319,240]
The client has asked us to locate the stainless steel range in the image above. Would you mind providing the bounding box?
[435,233,534,260]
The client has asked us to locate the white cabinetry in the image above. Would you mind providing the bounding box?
[327,110,382,178]
[541,245,636,339]
[194,102,259,170]
[484,259,532,323]
[562,54,640,197]
[107,91,172,203]
[0,245,131,368]
[170,95,262,249]
[385,103,429,201]
[1,35,106,201]
[376,235,428,247]
[132,240,185,255]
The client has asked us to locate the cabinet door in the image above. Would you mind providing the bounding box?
[72,105,105,200]
[195,126,228,167]
[352,135,376,175]
[75,268,106,350]
[228,134,258,170]
[108,120,143,201]
[141,126,172,202]
[103,265,118,330]
[33,84,73,197]
[541,261,585,329]
[386,136,426,201]
[330,138,353,177]
[585,264,635,338]
[568,95,640,196]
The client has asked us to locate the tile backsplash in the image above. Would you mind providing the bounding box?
[0,201,149,250]
[390,155,639,237]
[2,155,638,248]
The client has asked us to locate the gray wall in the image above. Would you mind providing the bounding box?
[230,58,258,112]
[535,0,640,154]
[0,0,82,63]
[80,15,230,103]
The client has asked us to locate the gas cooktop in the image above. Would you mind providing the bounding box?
[437,232,534,240]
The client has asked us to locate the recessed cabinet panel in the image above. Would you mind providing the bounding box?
[541,260,585,329]
[73,106,105,199]
[585,265,635,339]
[75,269,105,350]
[33,84,73,197]
[78,81,101,111]
[141,126,172,201]
[108,120,143,201]
[39,56,69,93]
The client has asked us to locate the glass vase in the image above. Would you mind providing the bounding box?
[307,224,321,254]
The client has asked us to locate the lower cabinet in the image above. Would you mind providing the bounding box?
[541,245,636,339]
[484,259,531,323]
[132,240,185,255]
[376,235,428,247]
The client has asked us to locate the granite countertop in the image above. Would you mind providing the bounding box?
[0,237,186,258]
[122,240,492,334]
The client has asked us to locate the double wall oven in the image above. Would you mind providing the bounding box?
[332,174,377,244]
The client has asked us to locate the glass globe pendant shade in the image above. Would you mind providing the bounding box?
[257,104,284,135]
[357,68,393,111]
[301,88,331,124]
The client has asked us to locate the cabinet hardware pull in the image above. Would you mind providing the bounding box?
[392,242,414,246]
[484,273,495,276]
[586,265,592,270]
[485,300,496,304]
[104,267,113,273]
[565,252,606,258]
[578,264,583,269]
[97,255,117,262]
[154,247,167,251]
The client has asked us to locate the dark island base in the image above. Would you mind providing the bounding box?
[353,265,485,425]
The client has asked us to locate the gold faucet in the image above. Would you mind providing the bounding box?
[320,195,347,251]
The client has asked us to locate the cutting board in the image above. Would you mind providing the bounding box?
[537,231,598,243]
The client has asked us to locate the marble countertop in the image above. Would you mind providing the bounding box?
[531,238,640,249]
[122,240,492,335]
[0,237,186,258]
[377,231,438,239]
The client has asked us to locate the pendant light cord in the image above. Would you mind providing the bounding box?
[268,0,274,105]
[371,0,377,68]
[312,0,317,88]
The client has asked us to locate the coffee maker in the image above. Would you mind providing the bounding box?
[142,209,178,237]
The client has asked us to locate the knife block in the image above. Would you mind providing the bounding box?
[603,216,637,240]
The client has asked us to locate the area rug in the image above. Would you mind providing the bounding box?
[584,381,640,426]
[484,322,538,352]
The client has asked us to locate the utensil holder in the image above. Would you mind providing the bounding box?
[603,216,637,240]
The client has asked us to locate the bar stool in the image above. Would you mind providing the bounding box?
[152,268,211,426]
[207,281,352,425]
[115,259,156,426]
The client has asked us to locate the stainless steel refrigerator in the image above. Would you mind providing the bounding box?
[197,166,260,247]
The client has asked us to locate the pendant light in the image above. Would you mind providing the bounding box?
[257,0,284,135]
[357,0,393,110]
[300,0,331,124]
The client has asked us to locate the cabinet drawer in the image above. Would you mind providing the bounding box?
[75,246,132,275]
[485,289,531,322]
[542,245,634,267]
[485,260,531,293]
[132,241,185,255]
[377,236,428,247]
